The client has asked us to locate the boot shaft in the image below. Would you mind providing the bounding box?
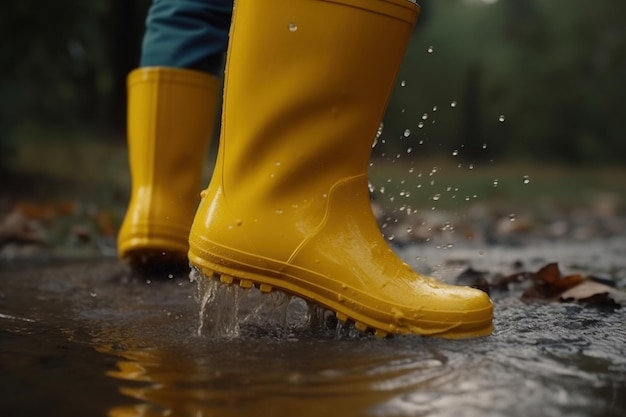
[216,0,419,205]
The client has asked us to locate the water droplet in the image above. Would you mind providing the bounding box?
[387,234,395,241]
[498,114,505,122]
[509,213,516,222]
[400,80,406,87]
[432,194,441,201]
[427,45,434,53]
[418,121,424,129]
[276,209,284,215]
[403,128,411,137]
[482,143,488,149]
[408,167,414,173]
[469,164,474,170]
[522,175,530,184]
[450,101,457,108]
[90,292,97,298]
[288,23,298,32]
[493,179,499,187]
[452,149,459,156]
[275,161,281,166]
[407,147,413,153]
[432,105,438,112]
[421,113,428,120]
[406,227,413,233]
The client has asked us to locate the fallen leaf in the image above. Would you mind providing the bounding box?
[0,209,48,245]
[560,280,625,309]
[522,263,584,300]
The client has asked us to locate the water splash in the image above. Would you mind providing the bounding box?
[189,268,358,339]
[190,269,240,338]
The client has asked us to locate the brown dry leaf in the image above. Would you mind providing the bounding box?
[0,209,48,245]
[560,280,625,309]
[518,262,624,309]
[14,201,57,220]
[522,263,584,300]
[96,210,115,237]
[56,200,78,216]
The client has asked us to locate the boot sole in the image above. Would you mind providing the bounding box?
[188,243,493,339]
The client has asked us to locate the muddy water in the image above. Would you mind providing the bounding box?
[1,239,625,417]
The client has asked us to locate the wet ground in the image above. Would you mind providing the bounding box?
[1,236,625,417]
[2,154,626,416]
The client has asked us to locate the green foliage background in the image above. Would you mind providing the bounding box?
[1,0,625,165]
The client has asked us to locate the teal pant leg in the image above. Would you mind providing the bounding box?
[140,0,233,76]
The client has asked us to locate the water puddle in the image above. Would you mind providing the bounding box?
[0,241,625,417]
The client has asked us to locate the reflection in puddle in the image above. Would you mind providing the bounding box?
[98,339,450,417]
[1,253,625,417]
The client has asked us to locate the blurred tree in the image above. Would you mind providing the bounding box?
[1,0,624,169]
[0,0,149,166]
[382,0,626,165]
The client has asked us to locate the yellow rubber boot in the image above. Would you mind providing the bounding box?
[189,0,493,338]
[118,67,219,271]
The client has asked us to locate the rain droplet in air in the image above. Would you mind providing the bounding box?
[403,129,411,138]
[450,101,457,108]
[400,80,406,87]
[498,114,505,122]
[288,23,298,32]
[427,45,434,53]
[523,175,530,184]
[452,149,459,156]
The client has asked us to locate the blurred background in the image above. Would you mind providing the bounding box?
[2,0,625,163]
[1,0,625,254]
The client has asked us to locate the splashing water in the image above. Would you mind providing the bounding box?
[189,268,348,339]
[190,269,240,338]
